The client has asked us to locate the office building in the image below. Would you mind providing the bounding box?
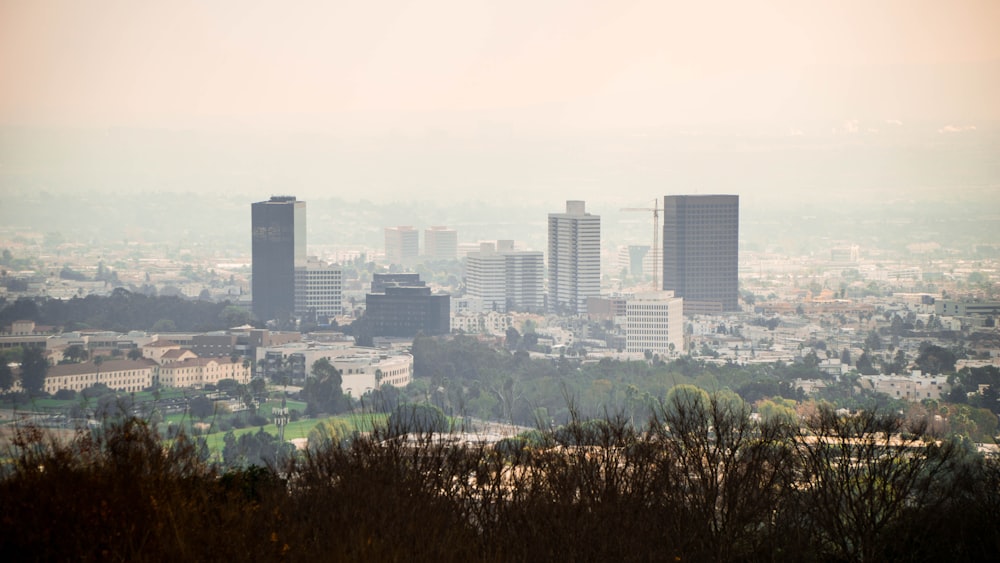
[385,226,419,265]
[548,200,601,315]
[252,196,306,323]
[424,226,458,261]
[294,258,343,323]
[370,273,421,293]
[662,195,739,314]
[465,241,544,313]
[625,291,684,356]
[366,274,450,337]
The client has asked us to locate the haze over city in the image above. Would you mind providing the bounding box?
[2,0,999,210]
[2,3,1000,560]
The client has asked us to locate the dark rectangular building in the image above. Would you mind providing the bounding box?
[662,195,739,314]
[366,285,450,338]
[370,273,423,293]
[252,196,306,323]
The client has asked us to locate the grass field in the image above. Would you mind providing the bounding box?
[2,390,390,460]
[194,412,388,460]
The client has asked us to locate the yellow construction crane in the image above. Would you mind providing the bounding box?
[621,199,660,289]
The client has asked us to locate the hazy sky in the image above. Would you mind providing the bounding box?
[3,0,999,129]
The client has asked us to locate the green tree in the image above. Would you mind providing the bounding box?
[387,403,448,436]
[304,358,345,415]
[306,419,351,450]
[62,344,89,363]
[505,327,521,350]
[0,359,13,391]
[189,396,215,420]
[664,384,710,421]
[865,330,883,352]
[758,397,798,425]
[19,347,49,395]
[152,318,177,332]
[915,342,957,374]
[93,355,104,387]
[222,428,295,468]
[219,305,252,327]
[856,351,877,375]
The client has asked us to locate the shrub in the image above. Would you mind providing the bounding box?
[386,403,448,436]
[53,388,77,401]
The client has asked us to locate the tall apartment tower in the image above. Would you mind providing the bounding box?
[548,200,601,315]
[424,226,458,261]
[385,226,419,265]
[465,241,544,313]
[662,195,739,314]
[252,196,306,323]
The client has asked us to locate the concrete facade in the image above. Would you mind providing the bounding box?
[625,291,684,356]
[548,200,601,315]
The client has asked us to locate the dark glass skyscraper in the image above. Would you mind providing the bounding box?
[662,195,739,314]
[252,196,306,323]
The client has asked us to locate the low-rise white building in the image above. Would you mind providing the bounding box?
[157,357,251,388]
[43,359,157,394]
[451,311,514,336]
[256,342,413,392]
[864,372,950,401]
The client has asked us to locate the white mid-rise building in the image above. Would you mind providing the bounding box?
[466,243,509,312]
[385,226,419,265]
[505,249,545,313]
[424,226,458,261]
[864,373,950,401]
[548,201,601,315]
[625,291,684,356]
[295,259,343,321]
[466,241,544,313]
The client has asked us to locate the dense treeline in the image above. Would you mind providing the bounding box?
[2,399,998,561]
[0,288,251,333]
[411,334,893,426]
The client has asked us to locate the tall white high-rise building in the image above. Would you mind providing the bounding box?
[505,249,544,313]
[548,200,601,315]
[625,291,684,356]
[385,226,419,265]
[466,243,508,312]
[424,226,458,260]
[465,241,544,313]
